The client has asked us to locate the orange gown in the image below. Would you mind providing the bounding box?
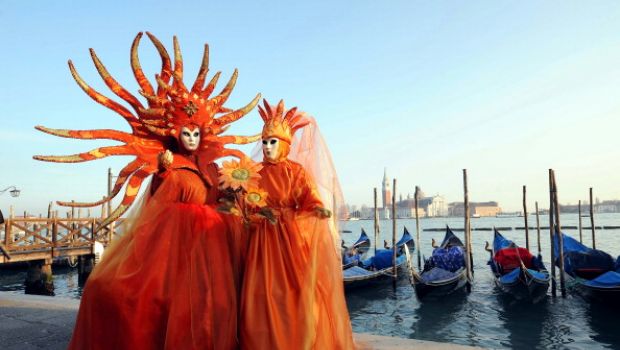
[240,159,355,350]
[68,161,240,350]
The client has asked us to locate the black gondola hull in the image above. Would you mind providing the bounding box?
[563,272,620,304]
[494,269,549,303]
[413,269,468,300]
[343,263,407,291]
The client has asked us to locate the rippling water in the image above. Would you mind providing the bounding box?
[2,213,619,349]
[343,214,620,349]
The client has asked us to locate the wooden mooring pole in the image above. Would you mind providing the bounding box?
[578,200,583,244]
[24,259,54,296]
[551,170,566,298]
[549,170,556,297]
[463,169,473,290]
[392,179,397,283]
[374,188,379,255]
[590,187,596,249]
[414,186,421,269]
[535,201,541,255]
[523,185,530,251]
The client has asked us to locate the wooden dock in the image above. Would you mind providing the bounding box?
[1,217,121,264]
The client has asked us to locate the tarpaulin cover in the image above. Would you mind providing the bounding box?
[499,267,520,284]
[430,246,465,272]
[553,232,614,278]
[583,271,620,288]
[363,249,397,270]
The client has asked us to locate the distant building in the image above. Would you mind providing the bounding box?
[449,201,501,217]
[394,187,446,218]
[596,200,620,213]
[561,200,620,214]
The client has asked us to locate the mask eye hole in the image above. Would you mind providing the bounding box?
[262,140,268,145]
[193,132,200,137]
[270,139,277,145]
[182,131,190,137]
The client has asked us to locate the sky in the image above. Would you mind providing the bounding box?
[1,1,620,216]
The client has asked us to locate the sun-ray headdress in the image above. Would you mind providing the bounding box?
[34,32,261,230]
[258,99,310,144]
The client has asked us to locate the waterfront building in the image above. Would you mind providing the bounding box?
[449,201,501,217]
[395,189,447,218]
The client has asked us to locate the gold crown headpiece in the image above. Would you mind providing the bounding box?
[258,99,309,144]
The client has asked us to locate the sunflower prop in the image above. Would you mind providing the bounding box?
[218,158,273,224]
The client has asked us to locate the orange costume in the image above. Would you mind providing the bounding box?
[34,33,260,349]
[240,101,355,349]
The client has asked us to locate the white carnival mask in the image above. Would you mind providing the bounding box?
[262,137,280,161]
[180,126,200,152]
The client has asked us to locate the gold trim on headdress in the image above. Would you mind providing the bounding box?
[258,99,309,143]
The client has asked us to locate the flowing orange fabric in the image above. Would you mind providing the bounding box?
[68,166,240,350]
[240,160,355,350]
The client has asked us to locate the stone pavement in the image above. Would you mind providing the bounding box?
[0,292,484,350]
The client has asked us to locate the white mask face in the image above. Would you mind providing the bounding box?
[262,137,280,161]
[180,126,200,151]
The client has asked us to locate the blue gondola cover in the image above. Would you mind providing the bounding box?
[363,249,396,270]
[430,246,465,272]
[499,268,520,284]
[554,233,614,278]
[583,271,620,288]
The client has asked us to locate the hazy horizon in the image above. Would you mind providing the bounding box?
[2,1,620,216]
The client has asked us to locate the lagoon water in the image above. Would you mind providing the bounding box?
[2,213,620,349]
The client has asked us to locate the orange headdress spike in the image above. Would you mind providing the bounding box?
[145,32,173,98]
[201,71,221,98]
[90,48,144,113]
[260,99,308,144]
[172,36,187,92]
[192,44,209,93]
[35,33,261,229]
[214,93,261,126]
[131,32,155,97]
[208,69,238,109]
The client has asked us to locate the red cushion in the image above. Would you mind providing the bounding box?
[495,247,533,271]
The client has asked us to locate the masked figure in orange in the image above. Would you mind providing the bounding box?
[240,100,355,349]
[34,32,260,349]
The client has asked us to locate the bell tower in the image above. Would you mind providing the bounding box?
[382,168,391,209]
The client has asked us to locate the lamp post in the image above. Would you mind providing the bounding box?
[0,186,20,198]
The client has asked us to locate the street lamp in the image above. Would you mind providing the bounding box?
[0,186,20,198]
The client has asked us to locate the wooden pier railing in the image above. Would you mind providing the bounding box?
[0,217,123,264]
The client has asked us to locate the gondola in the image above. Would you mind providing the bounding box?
[409,226,470,300]
[485,229,549,303]
[342,228,371,269]
[554,232,620,302]
[395,226,415,251]
[342,228,411,290]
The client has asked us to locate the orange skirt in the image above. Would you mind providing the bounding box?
[68,202,239,350]
[240,212,355,350]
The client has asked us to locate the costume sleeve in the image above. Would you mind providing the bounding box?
[293,163,324,212]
